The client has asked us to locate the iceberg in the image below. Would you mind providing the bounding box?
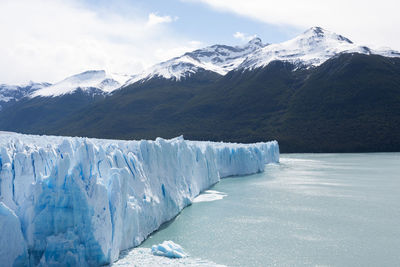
[192,190,227,203]
[151,241,187,258]
[0,132,279,266]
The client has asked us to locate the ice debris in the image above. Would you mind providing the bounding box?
[151,241,187,258]
[192,190,227,203]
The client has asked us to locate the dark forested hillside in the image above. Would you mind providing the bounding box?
[0,89,105,134]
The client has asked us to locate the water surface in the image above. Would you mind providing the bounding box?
[119,153,400,266]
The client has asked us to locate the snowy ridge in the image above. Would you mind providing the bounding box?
[125,27,400,85]
[0,132,279,266]
[125,38,266,85]
[238,27,400,70]
[32,70,131,97]
[0,82,49,104]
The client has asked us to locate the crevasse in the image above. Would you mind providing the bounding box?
[0,132,279,266]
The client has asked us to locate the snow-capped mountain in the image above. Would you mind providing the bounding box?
[126,37,267,85]
[2,26,400,99]
[0,82,50,108]
[125,26,400,85]
[32,70,131,97]
[238,26,400,70]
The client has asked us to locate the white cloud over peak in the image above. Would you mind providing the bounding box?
[233,32,257,42]
[0,0,194,84]
[186,0,400,50]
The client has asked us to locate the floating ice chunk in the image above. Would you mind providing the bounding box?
[151,241,187,258]
[193,190,227,203]
[114,248,226,266]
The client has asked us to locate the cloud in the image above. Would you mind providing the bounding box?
[185,0,400,50]
[0,0,195,84]
[147,13,178,26]
[233,32,257,42]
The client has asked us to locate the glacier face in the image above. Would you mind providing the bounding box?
[0,132,279,266]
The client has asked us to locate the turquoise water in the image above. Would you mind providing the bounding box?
[120,153,400,266]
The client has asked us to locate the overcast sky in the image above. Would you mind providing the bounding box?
[1,0,399,84]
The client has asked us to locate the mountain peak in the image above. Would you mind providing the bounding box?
[304,26,326,36]
[68,70,106,81]
[302,26,353,44]
[248,37,263,47]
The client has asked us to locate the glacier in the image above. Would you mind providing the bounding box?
[0,132,279,266]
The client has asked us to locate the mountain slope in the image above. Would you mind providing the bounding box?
[0,90,106,134]
[45,70,222,138]
[0,71,131,132]
[281,53,400,152]
[22,53,398,152]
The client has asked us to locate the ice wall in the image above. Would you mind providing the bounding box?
[0,132,279,266]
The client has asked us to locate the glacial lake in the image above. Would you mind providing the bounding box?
[115,153,400,266]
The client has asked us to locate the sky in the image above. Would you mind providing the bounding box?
[0,0,399,84]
